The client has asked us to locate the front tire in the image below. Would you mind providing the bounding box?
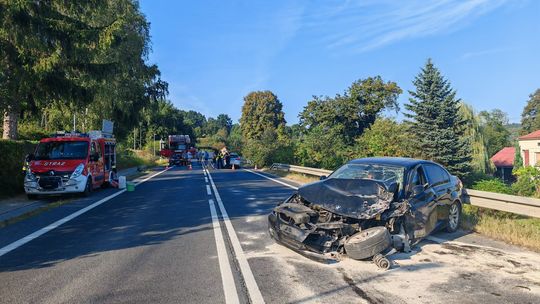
[345,227,391,260]
[446,201,461,233]
[82,177,92,197]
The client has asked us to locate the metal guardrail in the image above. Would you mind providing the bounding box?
[270,163,332,177]
[269,163,540,218]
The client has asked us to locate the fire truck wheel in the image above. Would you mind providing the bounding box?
[27,194,38,200]
[82,177,92,197]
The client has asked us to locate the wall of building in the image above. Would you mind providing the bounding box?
[519,139,540,166]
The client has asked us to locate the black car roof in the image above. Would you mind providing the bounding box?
[348,157,436,169]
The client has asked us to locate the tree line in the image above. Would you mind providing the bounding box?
[0,1,176,144]
[236,59,539,184]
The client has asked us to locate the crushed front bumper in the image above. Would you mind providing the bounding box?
[267,213,341,263]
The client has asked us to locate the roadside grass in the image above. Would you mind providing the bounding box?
[461,205,540,252]
[263,169,319,184]
[117,149,165,170]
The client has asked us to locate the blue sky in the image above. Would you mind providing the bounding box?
[139,0,539,124]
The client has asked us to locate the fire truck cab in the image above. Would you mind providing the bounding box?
[24,129,117,199]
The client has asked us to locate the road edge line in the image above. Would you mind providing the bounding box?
[0,167,170,257]
[205,169,266,304]
[244,169,299,190]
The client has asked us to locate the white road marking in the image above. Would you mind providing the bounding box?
[244,169,298,190]
[206,169,266,304]
[208,198,240,304]
[0,167,171,257]
[207,185,212,195]
[205,176,209,183]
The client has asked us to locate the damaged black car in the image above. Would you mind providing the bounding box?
[268,157,463,268]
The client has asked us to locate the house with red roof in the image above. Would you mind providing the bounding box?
[517,130,540,166]
[491,130,540,182]
[490,147,515,182]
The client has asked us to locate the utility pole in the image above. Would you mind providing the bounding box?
[153,133,156,156]
[133,129,136,150]
[72,114,76,132]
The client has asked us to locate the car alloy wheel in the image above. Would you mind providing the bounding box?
[447,202,460,232]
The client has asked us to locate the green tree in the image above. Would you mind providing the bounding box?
[354,118,413,158]
[479,109,511,157]
[1,0,166,140]
[294,125,349,170]
[404,59,471,178]
[459,103,490,173]
[521,89,540,135]
[216,114,233,133]
[514,140,523,168]
[182,110,206,137]
[240,91,285,140]
[299,76,401,144]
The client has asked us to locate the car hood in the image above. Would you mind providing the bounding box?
[297,178,395,219]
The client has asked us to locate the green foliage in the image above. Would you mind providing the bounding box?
[294,125,350,170]
[472,179,513,194]
[242,129,277,167]
[520,89,540,135]
[514,140,523,168]
[0,140,36,196]
[459,103,491,173]
[354,118,413,158]
[404,59,472,179]
[240,91,286,141]
[479,109,511,157]
[511,166,540,197]
[299,76,401,144]
[0,0,167,140]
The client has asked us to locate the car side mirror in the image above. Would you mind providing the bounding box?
[320,175,327,180]
[25,153,34,161]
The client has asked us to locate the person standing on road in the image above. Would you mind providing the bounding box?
[216,153,222,169]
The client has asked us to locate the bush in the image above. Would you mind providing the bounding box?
[472,179,513,194]
[0,140,37,197]
[512,166,540,197]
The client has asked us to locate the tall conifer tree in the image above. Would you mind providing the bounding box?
[405,59,471,178]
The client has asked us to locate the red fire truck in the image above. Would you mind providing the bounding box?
[160,135,191,163]
[24,128,117,199]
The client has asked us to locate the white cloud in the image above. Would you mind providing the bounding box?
[460,46,518,59]
[301,0,510,52]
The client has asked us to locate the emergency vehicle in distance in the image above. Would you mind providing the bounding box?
[160,135,191,165]
[24,121,117,199]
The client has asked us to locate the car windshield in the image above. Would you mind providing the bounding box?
[35,141,89,160]
[330,163,406,188]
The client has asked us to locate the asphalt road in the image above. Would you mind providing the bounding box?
[0,163,539,304]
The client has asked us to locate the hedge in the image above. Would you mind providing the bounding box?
[0,140,37,197]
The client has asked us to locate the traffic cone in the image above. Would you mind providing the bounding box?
[188,163,192,170]
[232,164,236,170]
[254,164,258,170]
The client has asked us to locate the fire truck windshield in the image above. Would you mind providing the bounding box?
[35,141,89,160]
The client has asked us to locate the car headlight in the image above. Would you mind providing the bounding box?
[25,171,37,182]
[70,163,85,179]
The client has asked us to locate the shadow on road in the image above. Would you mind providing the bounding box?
[0,165,213,272]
